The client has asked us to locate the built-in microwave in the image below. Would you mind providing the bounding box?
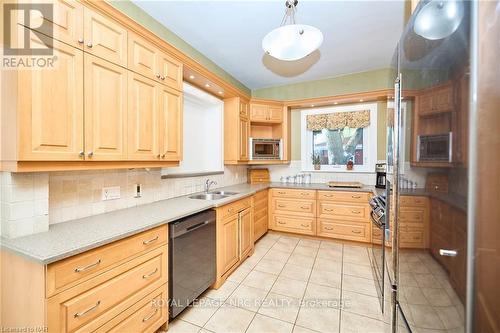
[417,132,452,162]
[249,138,282,160]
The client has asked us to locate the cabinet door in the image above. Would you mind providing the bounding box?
[128,74,160,160]
[128,33,158,81]
[239,208,253,259]
[158,85,182,161]
[238,117,249,161]
[84,55,127,160]
[239,101,249,119]
[18,39,83,161]
[219,215,239,275]
[84,7,127,66]
[157,52,182,91]
[268,106,283,123]
[250,104,268,122]
[434,86,453,112]
[29,0,84,48]
[418,93,434,115]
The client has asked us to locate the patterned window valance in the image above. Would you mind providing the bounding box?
[306,110,371,131]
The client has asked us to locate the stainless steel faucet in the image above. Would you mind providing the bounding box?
[205,179,217,193]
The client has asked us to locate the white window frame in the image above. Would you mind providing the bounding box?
[301,103,378,173]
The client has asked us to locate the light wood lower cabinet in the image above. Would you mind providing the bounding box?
[0,226,169,333]
[271,214,316,235]
[215,197,253,288]
[399,196,429,249]
[253,190,268,241]
[317,219,370,243]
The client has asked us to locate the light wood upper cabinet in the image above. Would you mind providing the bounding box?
[250,103,283,123]
[84,7,127,67]
[128,33,158,80]
[29,0,84,49]
[418,84,453,116]
[84,55,128,160]
[157,51,182,91]
[158,85,182,161]
[128,74,160,161]
[18,39,84,161]
[239,208,253,259]
[239,117,250,161]
[239,101,249,118]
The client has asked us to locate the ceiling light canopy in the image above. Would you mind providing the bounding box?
[414,0,464,40]
[262,0,323,61]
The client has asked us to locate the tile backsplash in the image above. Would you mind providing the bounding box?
[48,165,247,225]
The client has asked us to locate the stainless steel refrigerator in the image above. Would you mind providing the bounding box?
[383,1,499,332]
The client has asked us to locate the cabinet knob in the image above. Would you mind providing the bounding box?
[78,38,84,44]
[161,154,166,159]
[160,76,165,81]
[78,151,84,158]
[87,151,94,157]
[156,73,161,79]
[86,42,93,48]
[157,154,161,159]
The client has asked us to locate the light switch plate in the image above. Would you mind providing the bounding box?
[102,186,121,201]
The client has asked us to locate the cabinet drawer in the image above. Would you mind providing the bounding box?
[272,188,316,200]
[317,191,370,203]
[54,246,167,332]
[401,196,428,207]
[47,225,167,297]
[317,219,370,243]
[400,230,425,248]
[254,198,267,211]
[254,217,268,241]
[317,202,369,221]
[399,209,425,224]
[219,197,251,219]
[272,198,315,217]
[271,215,315,235]
[372,226,382,243]
[105,286,167,333]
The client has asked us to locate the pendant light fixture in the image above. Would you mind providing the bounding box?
[414,0,464,40]
[262,0,323,61]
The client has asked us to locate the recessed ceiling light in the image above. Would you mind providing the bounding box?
[359,99,364,102]
[205,83,211,88]
[189,75,195,79]
[311,104,315,107]
[334,102,338,105]
[218,91,223,95]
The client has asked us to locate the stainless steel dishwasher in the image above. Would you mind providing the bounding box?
[169,209,216,319]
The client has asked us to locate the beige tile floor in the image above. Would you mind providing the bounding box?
[164,233,391,333]
[163,233,464,333]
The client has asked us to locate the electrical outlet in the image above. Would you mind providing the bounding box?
[135,184,142,198]
[102,186,121,201]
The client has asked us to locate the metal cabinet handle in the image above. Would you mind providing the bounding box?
[351,230,362,234]
[78,151,84,158]
[143,308,159,322]
[74,259,101,273]
[142,268,158,279]
[143,235,159,245]
[300,192,308,196]
[227,208,234,213]
[87,151,94,157]
[278,191,286,194]
[74,300,101,318]
[324,194,334,197]
[278,204,285,208]
[300,224,309,227]
[86,41,92,48]
[325,227,334,231]
[351,195,361,199]
[439,249,457,257]
[278,221,286,224]
[351,210,361,214]
[324,208,334,212]
[300,206,309,210]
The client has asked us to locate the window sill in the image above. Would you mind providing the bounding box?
[301,168,375,174]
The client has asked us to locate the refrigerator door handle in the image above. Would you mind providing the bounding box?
[439,249,458,257]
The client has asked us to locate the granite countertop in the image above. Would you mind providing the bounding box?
[0,181,465,264]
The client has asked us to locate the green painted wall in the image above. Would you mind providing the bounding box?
[252,68,393,100]
[109,0,251,96]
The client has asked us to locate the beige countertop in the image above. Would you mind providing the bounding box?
[0,181,465,264]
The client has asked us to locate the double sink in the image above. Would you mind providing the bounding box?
[189,190,239,200]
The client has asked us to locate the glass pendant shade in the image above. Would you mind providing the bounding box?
[262,24,323,61]
[414,0,464,40]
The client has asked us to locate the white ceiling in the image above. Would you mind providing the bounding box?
[132,1,406,90]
